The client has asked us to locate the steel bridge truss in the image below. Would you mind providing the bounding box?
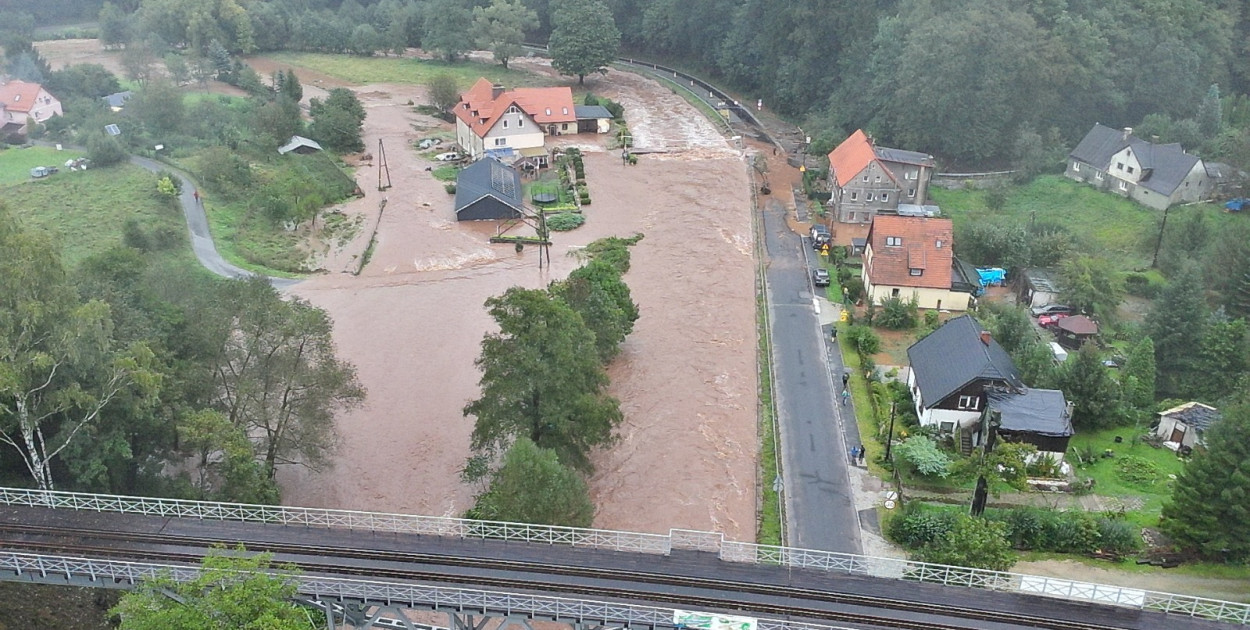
[0,487,1247,625]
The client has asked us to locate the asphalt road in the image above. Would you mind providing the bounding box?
[762,198,861,553]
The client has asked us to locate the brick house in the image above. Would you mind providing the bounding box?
[861,215,977,311]
[827,129,935,224]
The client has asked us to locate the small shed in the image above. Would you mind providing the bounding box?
[102,91,132,111]
[454,158,524,221]
[849,237,867,257]
[575,105,613,134]
[1055,315,1098,350]
[1154,402,1220,450]
[1017,268,1062,309]
[278,135,324,155]
[986,387,1075,461]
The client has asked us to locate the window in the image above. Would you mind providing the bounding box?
[863,175,869,182]
[1118,180,1127,191]
[906,171,917,180]
[494,138,507,146]
[518,118,523,127]
[935,239,943,248]
[1116,162,1124,171]
[957,395,979,410]
[881,193,888,202]
[545,108,551,115]
[866,193,874,201]
[1127,166,1134,174]
[885,236,902,246]
[1073,163,1080,172]
[561,123,568,130]
[939,421,955,434]
[503,120,509,128]
[1095,171,1104,181]
[891,288,901,297]
[850,192,858,200]
[562,107,568,115]
[909,268,922,276]
[507,105,520,114]
[875,176,881,182]
[908,188,915,197]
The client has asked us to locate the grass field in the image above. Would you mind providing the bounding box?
[1067,427,1185,522]
[263,53,550,88]
[930,176,1241,270]
[0,164,186,269]
[0,145,87,187]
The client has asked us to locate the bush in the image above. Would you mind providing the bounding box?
[444,183,456,194]
[122,218,150,251]
[886,503,959,549]
[87,132,127,166]
[1124,272,1163,298]
[546,213,585,231]
[894,436,952,477]
[1096,518,1143,555]
[876,295,919,329]
[844,277,864,303]
[844,325,881,357]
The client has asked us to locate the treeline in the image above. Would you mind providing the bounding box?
[463,236,642,527]
[0,203,364,500]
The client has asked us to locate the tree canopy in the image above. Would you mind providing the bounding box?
[472,0,539,69]
[469,437,595,526]
[1161,402,1250,561]
[548,0,620,84]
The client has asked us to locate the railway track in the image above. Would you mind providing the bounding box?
[0,522,1159,630]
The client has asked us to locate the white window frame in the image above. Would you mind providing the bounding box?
[494,138,507,146]
[957,395,979,410]
[1118,180,1127,191]
[909,268,922,276]
[885,236,902,246]
[866,193,874,201]
[1094,171,1104,181]
[881,193,888,202]
[1072,162,1080,172]
[503,120,509,128]
[908,188,915,197]
[850,191,858,201]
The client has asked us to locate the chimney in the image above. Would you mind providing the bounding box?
[1122,126,1133,141]
[979,331,992,346]
[491,84,505,100]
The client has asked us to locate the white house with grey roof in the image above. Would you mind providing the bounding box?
[1066,123,1212,210]
[905,315,1025,432]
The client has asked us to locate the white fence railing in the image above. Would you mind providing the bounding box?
[1,487,1247,624]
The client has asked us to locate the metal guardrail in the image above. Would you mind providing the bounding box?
[1,488,1248,623]
[0,551,849,630]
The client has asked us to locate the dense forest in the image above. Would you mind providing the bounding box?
[4,0,1249,166]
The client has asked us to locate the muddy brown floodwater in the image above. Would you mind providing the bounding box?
[275,64,759,539]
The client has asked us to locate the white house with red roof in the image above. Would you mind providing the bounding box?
[454,78,577,161]
[827,129,935,224]
[0,80,62,136]
[862,214,978,311]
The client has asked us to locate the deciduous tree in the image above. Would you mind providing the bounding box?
[549,259,638,362]
[110,548,318,630]
[423,0,473,61]
[471,0,539,69]
[427,73,461,113]
[1058,255,1124,322]
[464,287,622,471]
[548,0,620,84]
[209,277,365,479]
[470,438,594,526]
[916,513,1015,571]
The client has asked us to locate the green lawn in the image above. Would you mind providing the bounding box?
[930,176,1242,270]
[0,146,88,187]
[263,53,549,88]
[0,164,184,269]
[1068,426,1185,520]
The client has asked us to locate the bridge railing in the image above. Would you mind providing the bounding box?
[0,487,670,555]
[3,488,1249,624]
[0,551,836,630]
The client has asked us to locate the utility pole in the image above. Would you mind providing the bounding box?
[376,138,391,192]
[1151,204,1170,268]
[971,410,1001,517]
[884,403,897,462]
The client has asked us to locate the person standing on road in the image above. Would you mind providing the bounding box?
[857,444,866,466]
[841,372,849,388]
[841,389,850,406]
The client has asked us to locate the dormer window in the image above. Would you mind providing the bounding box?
[545,108,551,115]
[909,268,923,276]
[935,240,943,248]
[886,236,902,246]
[562,107,568,115]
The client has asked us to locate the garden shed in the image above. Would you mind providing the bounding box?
[454,158,524,221]
[1154,402,1220,451]
[985,387,1075,461]
[575,105,613,133]
[1016,268,1062,309]
[1055,315,1098,350]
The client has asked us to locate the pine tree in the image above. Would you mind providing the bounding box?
[1147,263,1208,397]
[1122,337,1156,412]
[1055,344,1121,429]
[1197,84,1222,137]
[1160,402,1250,561]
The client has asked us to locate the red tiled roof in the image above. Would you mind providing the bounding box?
[827,129,876,187]
[454,77,576,140]
[0,80,46,113]
[865,215,953,290]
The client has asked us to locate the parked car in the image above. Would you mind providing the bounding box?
[1038,313,1070,328]
[810,224,831,249]
[813,268,831,287]
[1031,303,1073,317]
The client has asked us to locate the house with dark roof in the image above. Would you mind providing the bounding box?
[862,215,976,311]
[1154,402,1220,450]
[1065,123,1211,210]
[454,158,524,221]
[906,315,1024,431]
[985,387,1074,460]
[1055,315,1098,350]
[1016,268,1062,310]
[454,78,577,161]
[277,135,323,155]
[826,129,935,224]
[574,104,612,134]
[0,80,62,137]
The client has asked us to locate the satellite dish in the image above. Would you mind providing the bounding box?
[105,124,121,136]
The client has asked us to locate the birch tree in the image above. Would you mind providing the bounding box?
[0,207,158,490]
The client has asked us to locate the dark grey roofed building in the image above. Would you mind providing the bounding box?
[875,146,936,167]
[574,105,612,133]
[950,257,981,296]
[1154,402,1220,450]
[906,314,1023,429]
[102,91,132,109]
[454,158,524,221]
[986,387,1074,459]
[574,105,612,120]
[1066,123,1210,209]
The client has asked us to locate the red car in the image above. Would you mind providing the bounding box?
[1038,313,1070,328]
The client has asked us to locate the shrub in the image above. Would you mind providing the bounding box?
[87,131,127,166]
[627,154,637,165]
[876,295,919,329]
[886,503,958,549]
[1115,456,1160,487]
[844,277,865,303]
[844,325,881,357]
[444,183,456,194]
[1124,272,1163,298]
[996,507,1047,549]
[924,310,940,328]
[894,436,952,477]
[917,514,1015,571]
[546,213,585,231]
[122,218,150,251]
[1096,518,1143,555]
